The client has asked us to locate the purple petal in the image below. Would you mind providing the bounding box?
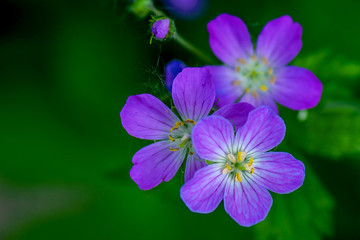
[213,102,255,130]
[206,65,242,108]
[252,152,305,194]
[240,92,278,114]
[165,59,186,92]
[234,106,285,155]
[192,116,235,161]
[184,152,207,182]
[180,163,227,213]
[172,67,215,121]
[130,141,186,190]
[224,175,273,227]
[256,15,302,68]
[272,66,322,110]
[120,94,179,140]
[152,18,170,39]
[208,14,253,66]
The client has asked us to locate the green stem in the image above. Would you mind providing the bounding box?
[173,33,216,65]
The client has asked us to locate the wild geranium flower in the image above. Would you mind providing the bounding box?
[165,59,186,92]
[181,106,305,226]
[206,14,322,113]
[120,67,254,190]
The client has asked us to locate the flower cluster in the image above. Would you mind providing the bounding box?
[120,13,322,227]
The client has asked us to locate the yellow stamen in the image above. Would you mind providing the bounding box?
[227,153,236,163]
[248,157,254,166]
[169,147,180,152]
[237,151,246,162]
[222,168,231,174]
[237,58,247,65]
[260,85,268,91]
[225,162,232,171]
[235,172,242,182]
[262,57,268,66]
[168,134,175,142]
[270,76,276,84]
[170,126,178,133]
[251,55,257,61]
[189,151,194,156]
[250,167,255,175]
[232,80,241,86]
[175,121,184,127]
[268,67,273,75]
[252,90,258,99]
[245,87,250,93]
[185,119,196,125]
[235,66,241,72]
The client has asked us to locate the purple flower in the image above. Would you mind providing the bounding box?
[152,18,170,39]
[206,14,322,113]
[120,67,255,190]
[165,59,186,92]
[163,0,207,20]
[180,106,305,226]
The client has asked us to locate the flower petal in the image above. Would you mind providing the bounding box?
[256,15,302,67]
[213,102,255,130]
[252,152,305,194]
[208,13,253,66]
[120,94,179,140]
[240,93,278,114]
[180,163,227,213]
[224,175,273,227]
[152,18,170,39]
[234,106,285,155]
[272,66,322,110]
[165,59,186,92]
[184,152,207,182]
[206,65,242,108]
[172,67,215,121]
[192,116,235,162]
[130,141,186,190]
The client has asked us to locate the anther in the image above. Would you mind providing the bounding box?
[227,153,236,163]
[245,87,250,93]
[168,134,175,142]
[251,55,257,62]
[225,162,232,170]
[235,66,241,72]
[270,76,276,84]
[232,80,241,86]
[262,57,268,66]
[235,172,242,182]
[250,167,255,174]
[170,126,178,133]
[189,151,194,156]
[175,121,184,127]
[260,85,268,91]
[248,157,254,166]
[237,151,246,162]
[237,58,247,65]
[185,119,196,125]
[169,147,180,152]
[252,90,258,99]
[268,67,273,75]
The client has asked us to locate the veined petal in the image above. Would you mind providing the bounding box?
[234,106,285,155]
[252,152,305,194]
[184,152,207,182]
[172,67,215,121]
[208,13,254,66]
[192,116,235,162]
[130,141,186,190]
[120,94,179,140]
[213,102,255,130]
[273,66,322,110]
[256,15,302,68]
[240,93,278,114]
[224,174,273,227]
[180,163,228,213]
[165,59,186,92]
[206,65,242,108]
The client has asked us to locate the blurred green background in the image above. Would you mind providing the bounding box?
[0,0,359,239]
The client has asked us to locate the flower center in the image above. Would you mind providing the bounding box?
[233,55,276,99]
[222,151,255,182]
[168,119,196,155]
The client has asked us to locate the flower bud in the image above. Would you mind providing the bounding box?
[151,18,170,39]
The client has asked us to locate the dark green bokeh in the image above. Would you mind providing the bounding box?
[0,0,359,239]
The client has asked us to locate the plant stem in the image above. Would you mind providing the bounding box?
[173,33,216,65]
